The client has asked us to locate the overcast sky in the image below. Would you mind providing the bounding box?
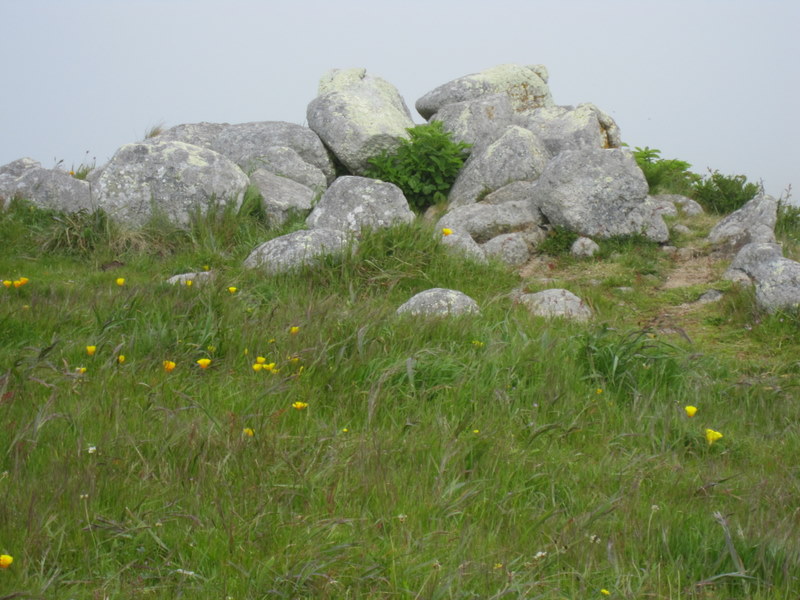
[2,0,798,199]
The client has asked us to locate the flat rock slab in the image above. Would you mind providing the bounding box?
[396,288,480,317]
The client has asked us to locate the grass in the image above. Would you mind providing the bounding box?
[2,198,800,598]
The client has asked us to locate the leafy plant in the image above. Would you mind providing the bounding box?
[632,146,699,196]
[537,226,580,256]
[775,186,800,244]
[69,151,96,180]
[364,121,471,212]
[693,169,760,214]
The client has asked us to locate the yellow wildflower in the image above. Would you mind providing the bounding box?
[252,363,263,372]
[196,358,212,369]
[289,326,300,335]
[2,280,11,288]
[76,367,87,374]
[243,427,255,437]
[442,228,453,236]
[705,429,723,445]
[0,554,12,568]
[228,286,237,294]
[117,355,125,364]
[256,356,266,364]
[342,428,349,433]
[596,388,603,395]
[600,590,610,596]
[163,360,176,372]
[86,345,96,356]
[684,405,697,417]
[493,563,503,570]
[115,277,125,286]
[13,280,23,288]
[292,401,308,411]
[473,429,480,434]
[471,340,484,348]
[185,279,193,287]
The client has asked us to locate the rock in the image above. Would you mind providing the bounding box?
[249,170,315,227]
[430,94,515,151]
[416,63,554,120]
[655,194,704,216]
[166,271,215,286]
[696,290,724,304]
[707,192,777,253]
[725,242,800,312]
[672,224,691,236]
[519,288,592,321]
[243,228,353,274]
[93,140,249,227]
[481,232,531,266]
[571,237,600,257]
[306,68,415,174]
[3,166,94,213]
[306,176,413,234]
[517,103,621,155]
[160,121,335,183]
[157,122,228,149]
[482,180,542,206]
[440,230,487,263]
[247,146,327,191]
[648,196,679,218]
[396,288,480,317]
[436,200,541,243]
[447,126,550,207]
[536,147,669,242]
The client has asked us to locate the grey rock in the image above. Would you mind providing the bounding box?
[93,139,248,227]
[571,237,600,257]
[166,271,216,286]
[672,224,691,236]
[436,200,541,243]
[648,196,679,218]
[416,63,554,120]
[724,242,800,311]
[7,167,94,213]
[307,68,415,174]
[708,192,777,253]
[440,230,487,263]
[243,228,352,274]
[481,232,531,266]
[0,157,41,181]
[448,126,550,207]
[517,103,622,155]
[430,94,515,151]
[248,146,327,191]
[249,169,315,227]
[306,176,413,234]
[519,288,593,321]
[396,288,480,317]
[696,289,724,304]
[160,121,335,183]
[655,194,704,216]
[536,147,669,242]
[482,180,542,207]
[157,122,228,148]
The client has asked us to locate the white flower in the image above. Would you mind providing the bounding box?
[87,446,97,454]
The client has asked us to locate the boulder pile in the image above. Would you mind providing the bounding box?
[2,63,792,318]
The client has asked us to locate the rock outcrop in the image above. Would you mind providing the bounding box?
[396,288,480,317]
[244,228,353,275]
[707,192,777,253]
[724,242,800,312]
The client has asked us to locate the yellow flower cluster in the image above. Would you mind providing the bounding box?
[3,276,29,288]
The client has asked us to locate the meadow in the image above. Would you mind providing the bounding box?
[2,192,800,599]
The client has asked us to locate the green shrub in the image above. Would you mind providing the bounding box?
[693,170,760,214]
[537,226,580,256]
[632,146,699,196]
[364,121,471,212]
[775,188,800,244]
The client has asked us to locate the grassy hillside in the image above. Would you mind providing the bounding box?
[2,196,800,599]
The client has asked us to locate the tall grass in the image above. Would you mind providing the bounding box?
[2,202,800,598]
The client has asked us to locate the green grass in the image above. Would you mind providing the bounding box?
[2,201,800,598]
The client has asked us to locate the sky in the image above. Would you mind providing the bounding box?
[2,0,798,200]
